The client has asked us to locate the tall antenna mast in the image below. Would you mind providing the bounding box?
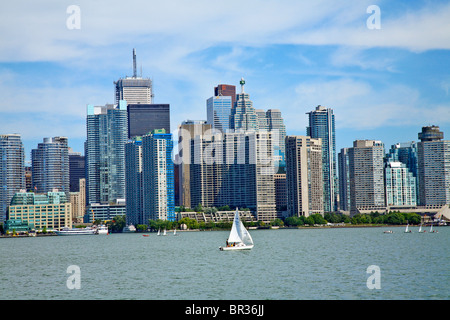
[133,48,137,78]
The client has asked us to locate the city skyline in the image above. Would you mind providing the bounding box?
[0,1,450,161]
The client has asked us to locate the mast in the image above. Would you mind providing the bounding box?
[133,48,137,78]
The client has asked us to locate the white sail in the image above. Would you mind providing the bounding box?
[228,210,243,243]
[239,221,253,245]
[419,225,422,232]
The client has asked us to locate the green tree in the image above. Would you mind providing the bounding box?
[110,215,126,233]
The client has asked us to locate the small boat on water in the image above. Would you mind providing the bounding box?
[97,225,109,235]
[404,223,412,233]
[430,225,438,233]
[418,224,426,233]
[219,209,254,251]
[384,230,393,234]
[56,227,97,236]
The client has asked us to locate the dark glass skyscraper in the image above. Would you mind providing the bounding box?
[127,104,170,138]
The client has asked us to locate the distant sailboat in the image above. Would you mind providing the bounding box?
[405,223,412,233]
[430,224,438,233]
[157,228,161,236]
[173,229,178,236]
[419,224,425,233]
[219,209,254,251]
[163,229,167,236]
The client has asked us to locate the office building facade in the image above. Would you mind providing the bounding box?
[207,96,232,133]
[125,137,143,226]
[385,161,417,207]
[338,148,351,212]
[285,136,324,217]
[127,104,170,138]
[0,134,25,223]
[230,78,259,131]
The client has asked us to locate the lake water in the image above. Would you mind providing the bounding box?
[0,226,449,300]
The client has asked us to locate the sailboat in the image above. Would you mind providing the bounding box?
[430,224,438,233]
[163,228,167,236]
[173,229,178,236]
[418,224,425,233]
[404,223,412,233]
[157,228,161,236]
[219,209,254,251]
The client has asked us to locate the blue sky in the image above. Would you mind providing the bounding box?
[0,0,449,162]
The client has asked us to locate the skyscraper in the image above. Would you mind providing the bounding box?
[69,148,85,192]
[306,105,338,212]
[348,140,385,214]
[285,136,324,217]
[214,84,236,107]
[385,161,417,207]
[207,95,232,132]
[177,120,212,208]
[0,134,25,222]
[189,130,277,222]
[230,78,259,131]
[338,148,351,212]
[142,129,175,222]
[86,101,128,205]
[417,126,450,206]
[127,103,171,138]
[31,137,69,195]
[257,109,287,167]
[114,49,153,105]
[125,137,143,226]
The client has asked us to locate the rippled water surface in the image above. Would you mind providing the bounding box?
[1,226,449,300]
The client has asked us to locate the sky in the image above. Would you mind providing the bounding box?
[1,0,449,162]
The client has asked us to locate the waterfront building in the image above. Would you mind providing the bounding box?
[177,120,212,208]
[274,173,287,217]
[189,130,277,222]
[86,101,128,205]
[142,129,175,222]
[69,148,85,192]
[386,142,419,204]
[114,49,153,105]
[8,190,72,231]
[125,137,143,226]
[306,105,338,212]
[127,104,170,139]
[230,78,259,131]
[385,161,417,207]
[338,148,351,213]
[85,201,126,223]
[348,140,385,214]
[0,134,25,223]
[31,137,69,196]
[417,126,450,206]
[207,95,232,133]
[285,136,324,217]
[69,178,86,223]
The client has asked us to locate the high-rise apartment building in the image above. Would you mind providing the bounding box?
[306,105,338,213]
[69,148,85,192]
[31,137,69,195]
[0,134,25,222]
[348,140,385,214]
[86,101,128,205]
[230,78,259,131]
[417,126,450,206]
[142,129,175,222]
[257,109,287,167]
[114,49,153,105]
[127,104,170,138]
[285,136,324,217]
[386,142,419,205]
[338,148,350,212]
[385,161,417,207]
[189,130,277,222]
[177,120,212,208]
[125,137,143,226]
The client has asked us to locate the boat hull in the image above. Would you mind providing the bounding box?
[56,229,96,236]
[219,244,254,251]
